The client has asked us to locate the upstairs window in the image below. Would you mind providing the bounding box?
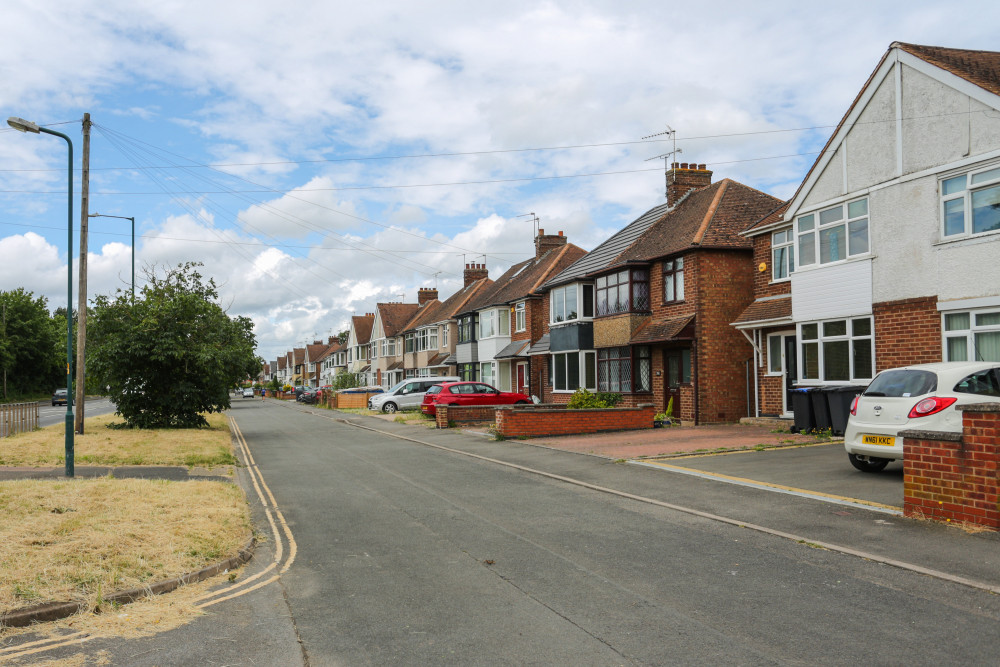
[796,199,869,267]
[515,302,526,332]
[550,284,594,324]
[404,333,415,353]
[771,230,794,280]
[428,327,438,350]
[596,269,649,316]
[663,258,685,302]
[458,315,476,343]
[441,325,449,347]
[941,165,1000,238]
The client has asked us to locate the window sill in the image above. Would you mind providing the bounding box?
[933,230,1000,248]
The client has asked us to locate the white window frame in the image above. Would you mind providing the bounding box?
[515,302,526,332]
[941,163,1000,239]
[943,308,1000,362]
[552,351,597,392]
[771,229,794,281]
[498,308,510,337]
[766,334,784,376]
[796,198,869,268]
[441,324,449,348]
[480,361,495,386]
[550,283,595,325]
[428,327,438,350]
[798,316,873,384]
[479,310,496,339]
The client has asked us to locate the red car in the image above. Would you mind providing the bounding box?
[421,381,531,416]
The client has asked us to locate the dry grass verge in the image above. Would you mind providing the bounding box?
[0,412,235,467]
[0,477,251,615]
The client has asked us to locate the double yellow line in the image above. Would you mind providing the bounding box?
[0,416,296,662]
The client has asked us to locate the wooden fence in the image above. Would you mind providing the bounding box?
[0,402,39,438]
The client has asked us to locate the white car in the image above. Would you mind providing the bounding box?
[844,361,1000,472]
[242,388,255,398]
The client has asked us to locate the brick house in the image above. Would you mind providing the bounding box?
[370,301,421,388]
[540,164,781,423]
[346,313,375,385]
[454,230,585,395]
[399,278,494,379]
[736,42,1000,418]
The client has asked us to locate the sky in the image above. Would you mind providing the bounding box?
[2,1,999,363]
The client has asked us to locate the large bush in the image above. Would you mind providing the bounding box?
[566,388,622,409]
[88,263,259,428]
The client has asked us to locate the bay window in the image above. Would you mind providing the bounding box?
[458,315,476,343]
[799,316,873,382]
[796,198,869,267]
[596,269,650,316]
[597,346,651,393]
[551,351,597,392]
[550,284,594,324]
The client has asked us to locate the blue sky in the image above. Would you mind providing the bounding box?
[2,0,1000,361]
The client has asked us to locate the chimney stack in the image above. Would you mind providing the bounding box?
[666,162,712,207]
[464,262,488,287]
[417,287,438,305]
[534,228,568,258]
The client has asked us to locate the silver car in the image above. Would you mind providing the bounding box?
[369,377,461,413]
[844,361,1000,472]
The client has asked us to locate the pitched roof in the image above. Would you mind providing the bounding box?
[742,201,790,236]
[731,295,793,327]
[400,277,495,333]
[313,341,341,364]
[784,42,1000,221]
[292,348,305,365]
[306,342,327,362]
[895,42,1000,97]
[462,244,587,313]
[377,302,420,337]
[351,314,375,344]
[545,204,669,287]
[548,181,780,285]
[630,315,695,344]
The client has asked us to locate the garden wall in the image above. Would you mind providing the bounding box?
[495,404,656,438]
[901,404,1000,530]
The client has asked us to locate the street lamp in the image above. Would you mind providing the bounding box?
[8,116,75,477]
[88,213,135,298]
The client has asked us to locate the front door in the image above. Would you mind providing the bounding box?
[783,334,797,416]
[516,362,527,395]
[664,349,686,419]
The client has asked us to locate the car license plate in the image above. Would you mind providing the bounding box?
[862,434,895,447]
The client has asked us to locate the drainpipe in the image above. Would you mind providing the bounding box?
[692,338,699,425]
[738,328,761,418]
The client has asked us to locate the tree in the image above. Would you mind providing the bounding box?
[0,288,64,400]
[88,262,258,428]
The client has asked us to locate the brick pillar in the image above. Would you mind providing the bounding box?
[901,404,1000,530]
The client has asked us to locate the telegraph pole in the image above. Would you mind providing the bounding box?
[74,113,91,435]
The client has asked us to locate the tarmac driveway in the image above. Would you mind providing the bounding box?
[528,423,903,511]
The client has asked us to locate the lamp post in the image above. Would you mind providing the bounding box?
[88,213,135,298]
[8,116,75,477]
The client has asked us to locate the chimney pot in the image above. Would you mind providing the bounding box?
[698,163,706,170]
[680,162,689,169]
[538,228,544,236]
[558,230,563,236]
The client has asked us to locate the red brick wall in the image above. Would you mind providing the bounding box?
[902,406,1000,530]
[751,233,792,298]
[873,296,941,373]
[496,405,656,437]
[435,404,499,428]
[693,250,755,423]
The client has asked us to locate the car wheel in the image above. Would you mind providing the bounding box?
[515,400,530,405]
[382,402,398,414]
[848,453,890,473]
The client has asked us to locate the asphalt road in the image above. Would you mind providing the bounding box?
[37,396,117,428]
[10,399,1000,665]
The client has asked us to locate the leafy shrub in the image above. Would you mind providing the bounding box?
[566,388,622,409]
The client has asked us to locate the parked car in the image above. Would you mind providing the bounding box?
[242,387,254,398]
[420,381,531,417]
[370,376,461,413]
[844,361,1000,472]
[51,388,68,406]
[298,388,319,404]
